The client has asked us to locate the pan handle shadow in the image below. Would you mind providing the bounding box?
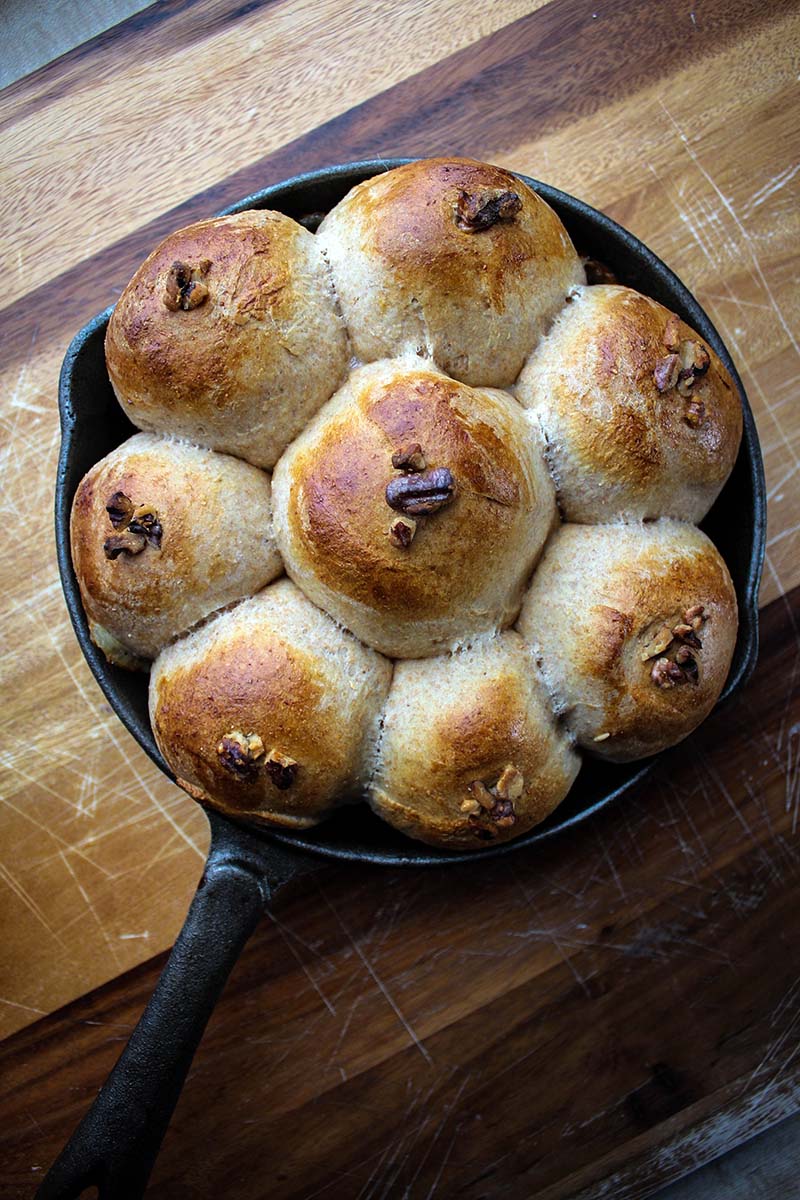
[36,814,319,1200]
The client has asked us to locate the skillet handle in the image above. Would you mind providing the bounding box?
[36,831,316,1200]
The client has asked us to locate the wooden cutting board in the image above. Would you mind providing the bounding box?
[1,0,799,1195]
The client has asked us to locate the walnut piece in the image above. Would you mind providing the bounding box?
[104,491,162,553]
[128,504,163,549]
[654,326,712,427]
[455,188,522,232]
[164,259,211,312]
[103,531,146,559]
[654,354,681,392]
[464,767,523,833]
[388,516,417,549]
[663,314,682,353]
[685,399,706,428]
[217,731,265,781]
[386,467,455,515]
[106,491,134,529]
[467,780,495,811]
[640,622,675,662]
[264,750,298,790]
[646,606,707,686]
[391,443,427,472]
[651,657,687,688]
[495,765,524,802]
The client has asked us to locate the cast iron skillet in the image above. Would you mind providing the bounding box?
[41,161,766,1200]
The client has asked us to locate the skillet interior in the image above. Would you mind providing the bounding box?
[54,161,766,868]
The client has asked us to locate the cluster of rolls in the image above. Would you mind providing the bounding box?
[71,158,743,849]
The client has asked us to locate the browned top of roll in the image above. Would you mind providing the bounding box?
[70,433,281,662]
[517,521,739,761]
[355,158,569,303]
[150,580,392,827]
[516,286,742,522]
[105,210,347,468]
[271,359,555,656]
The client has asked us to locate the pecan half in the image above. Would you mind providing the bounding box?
[455,188,522,232]
[386,467,455,515]
[264,750,298,790]
[217,731,265,781]
[388,516,417,549]
[681,339,710,376]
[106,491,134,529]
[391,443,427,472]
[164,259,211,311]
[103,531,146,559]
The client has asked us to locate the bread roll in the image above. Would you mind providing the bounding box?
[271,358,557,658]
[516,521,738,761]
[70,433,282,665]
[106,210,348,468]
[150,580,393,828]
[370,632,580,849]
[317,158,584,387]
[515,286,742,522]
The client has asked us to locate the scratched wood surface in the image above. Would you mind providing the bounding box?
[0,0,798,1194]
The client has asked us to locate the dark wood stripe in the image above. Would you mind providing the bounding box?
[0,0,787,373]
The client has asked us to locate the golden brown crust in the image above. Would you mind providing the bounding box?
[516,522,738,761]
[271,359,556,657]
[317,158,584,386]
[370,632,580,848]
[70,433,282,663]
[106,211,347,469]
[150,581,393,827]
[516,286,742,522]
[365,158,567,308]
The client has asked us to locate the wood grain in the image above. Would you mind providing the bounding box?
[0,0,799,1191]
[2,583,798,1199]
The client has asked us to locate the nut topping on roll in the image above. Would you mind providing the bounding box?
[271,358,556,659]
